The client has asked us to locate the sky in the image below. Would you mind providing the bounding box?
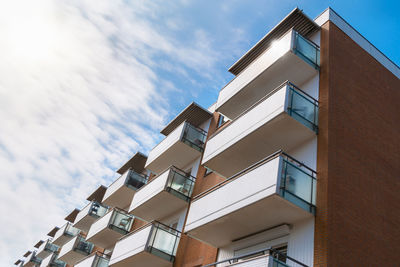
[0,0,399,265]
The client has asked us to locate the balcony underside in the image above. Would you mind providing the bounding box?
[111,251,172,267]
[52,235,72,246]
[86,228,124,249]
[102,186,135,210]
[58,250,88,266]
[36,249,51,259]
[23,262,36,267]
[145,141,201,174]
[217,49,318,119]
[186,194,312,248]
[74,215,97,233]
[203,112,315,178]
[129,190,188,222]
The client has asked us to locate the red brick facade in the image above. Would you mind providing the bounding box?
[315,21,400,266]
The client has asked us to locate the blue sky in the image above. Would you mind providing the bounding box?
[0,0,398,265]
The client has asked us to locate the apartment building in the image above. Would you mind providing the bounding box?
[15,7,400,267]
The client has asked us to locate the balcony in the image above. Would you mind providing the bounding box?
[58,235,94,265]
[109,222,181,267]
[86,208,134,249]
[145,122,207,174]
[52,223,80,246]
[216,29,320,119]
[203,81,318,178]
[36,239,59,259]
[203,248,309,267]
[23,252,42,267]
[102,169,147,209]
[75,252,110,267]
[129,167,195,221]
[185,152,316,247]
[39,253,66,267]
[73,201,109,232]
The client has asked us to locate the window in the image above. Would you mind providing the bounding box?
[217,114,227,128]
[271,244,288,263]
[204,167,213,177]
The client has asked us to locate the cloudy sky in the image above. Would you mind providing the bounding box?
[1,0,398,265]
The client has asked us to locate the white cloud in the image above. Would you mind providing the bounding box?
[0,0,232,265]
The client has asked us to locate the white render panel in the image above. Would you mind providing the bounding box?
[185,157,280,232]
[103,170,129,202]
[315,8,400,79]
[298,74,319,100]
[75,254,96,267]
[86,210,113,240]
[39,255,52,267]
[58,236,77,259]
[129,169,169,213]
[203,85,287,166]
[287,218,314,267]
[74,202,91,225]
[216,30,292,113]
[146,122,185,169]
[109,225,152,265]
[53,224,68,242]
[287,138,317,171]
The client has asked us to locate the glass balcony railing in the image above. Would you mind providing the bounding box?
[166,167,195,202]
[49,254,66,267]
[45,242,59,253]
[88,202,108,218]
[51,259,67,267]
[109,209,134,235]
[146,222,181,262]
[74,236,94,255]
[293,31,320,69]
[27,252,42,265]
[280,153,317,214]
[181,123,207,152]
[92,253,110,267]
[286,82,318,132]
[65,223,80,237]
[126,169,148,190]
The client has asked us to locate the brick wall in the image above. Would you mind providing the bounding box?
[315,21,400,266]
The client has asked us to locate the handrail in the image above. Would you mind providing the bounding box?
[105,167,148,192]
[219,29,318,92]
[202,248,308,267]
[132,165,196,194]
[73,250,110,265]
[117,220,182,242]
[193,150,316,202]
[148,121,206,154]
[208,80,318,141]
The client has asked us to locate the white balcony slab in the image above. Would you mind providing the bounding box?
[52,223,80,246]
[203,83,316,178]
[39,254,52,267]
[75,253,110,267]
[86,209,133,249]
[216,29,318,119]
[110,224,178,267]
[129,168,191,222]
[185,156,313,247]
[102,169,146,209]
[58,236,93,265]
[74,202,108,232]
[145,122,204,174]
[23,252,41,267]
[36,240,58,259]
